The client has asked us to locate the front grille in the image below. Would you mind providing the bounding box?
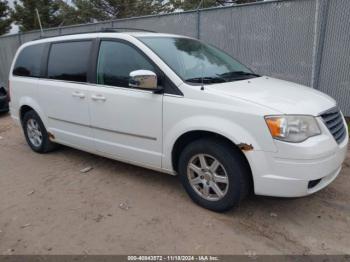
[320,107,346,144]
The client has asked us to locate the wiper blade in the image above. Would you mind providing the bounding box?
[185,77,226,84]
[185,72,259,84]
[219,71,260,78]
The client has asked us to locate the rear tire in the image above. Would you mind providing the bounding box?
[178,138,251,212]
[22,110,58,153]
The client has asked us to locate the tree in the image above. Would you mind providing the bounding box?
[61,0,173,24]
[219,0,263,4]
[170,0,220,11]
[170,0,263,11]
[0,0,11,35]
[55,0,265,27]
[11,0,69,32]
[10,0,264,31]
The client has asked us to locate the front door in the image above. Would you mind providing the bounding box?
[89,40,163,168]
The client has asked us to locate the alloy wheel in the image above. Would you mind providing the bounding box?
[27,118,43,147]
[187,154,229,201]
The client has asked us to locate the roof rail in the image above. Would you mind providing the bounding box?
[31,27,156,41]
[100,27,156,33]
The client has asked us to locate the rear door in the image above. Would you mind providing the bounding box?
[38,40,94,150]
[89,39,163,168]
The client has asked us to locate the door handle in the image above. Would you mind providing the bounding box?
[72,91,85,99]
[91,94,107,102]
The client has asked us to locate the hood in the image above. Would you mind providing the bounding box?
[207,77,336,116]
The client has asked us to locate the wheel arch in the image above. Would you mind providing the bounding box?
[18,97,47,128]
[20,105,34,123]
[171,130,254,190]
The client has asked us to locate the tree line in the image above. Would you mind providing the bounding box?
[0,0,260,35]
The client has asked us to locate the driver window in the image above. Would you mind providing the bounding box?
[97,41,156,88]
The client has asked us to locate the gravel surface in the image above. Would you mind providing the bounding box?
[0,113,349,255]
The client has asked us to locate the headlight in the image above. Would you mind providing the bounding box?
[265,115,321,143]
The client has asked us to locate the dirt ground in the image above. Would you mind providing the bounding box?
[0,113,349,255]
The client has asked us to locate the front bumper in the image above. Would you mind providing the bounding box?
[247,117,348,197]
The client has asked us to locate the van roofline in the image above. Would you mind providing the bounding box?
[21,31,191,46]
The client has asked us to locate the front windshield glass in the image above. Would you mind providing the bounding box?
[138,37,259,84]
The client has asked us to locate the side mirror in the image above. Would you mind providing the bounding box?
[129,70,159,91]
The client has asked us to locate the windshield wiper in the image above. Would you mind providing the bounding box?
[185,77,226,84]
[185,71,259,84]
[218,71,260,79]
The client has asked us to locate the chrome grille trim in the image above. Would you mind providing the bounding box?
[320,107,346,144]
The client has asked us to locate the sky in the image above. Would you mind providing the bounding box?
[7,0,13,8]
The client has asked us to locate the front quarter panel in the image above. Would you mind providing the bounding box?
[162,87,279,171]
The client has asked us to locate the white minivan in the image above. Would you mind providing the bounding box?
[9,31,348,212]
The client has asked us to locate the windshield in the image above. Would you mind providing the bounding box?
[138,37,259,84]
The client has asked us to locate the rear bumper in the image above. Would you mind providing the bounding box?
[247,121,348,197]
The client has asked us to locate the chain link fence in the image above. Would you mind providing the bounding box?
[0,0,349,115]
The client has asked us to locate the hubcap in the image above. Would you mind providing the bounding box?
[187,154,229,201]
[27,119,43,147]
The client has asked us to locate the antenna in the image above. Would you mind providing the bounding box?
[35,8,44,37]
[200,43,205,91]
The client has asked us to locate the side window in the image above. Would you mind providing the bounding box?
[97,41,156,88]
[13,44,45,77]
[48,41,92,83]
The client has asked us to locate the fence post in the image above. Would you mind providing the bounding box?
[196,0,204,39]
[311,0,330,90]
[17,31,22,45]
[197,9,201,39]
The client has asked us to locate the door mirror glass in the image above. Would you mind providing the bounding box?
[129,70,158,90]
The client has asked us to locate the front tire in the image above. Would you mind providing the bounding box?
[22,110,57,153]
[178,138,251,212]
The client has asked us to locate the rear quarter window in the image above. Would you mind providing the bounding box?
[13,44,45,77]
